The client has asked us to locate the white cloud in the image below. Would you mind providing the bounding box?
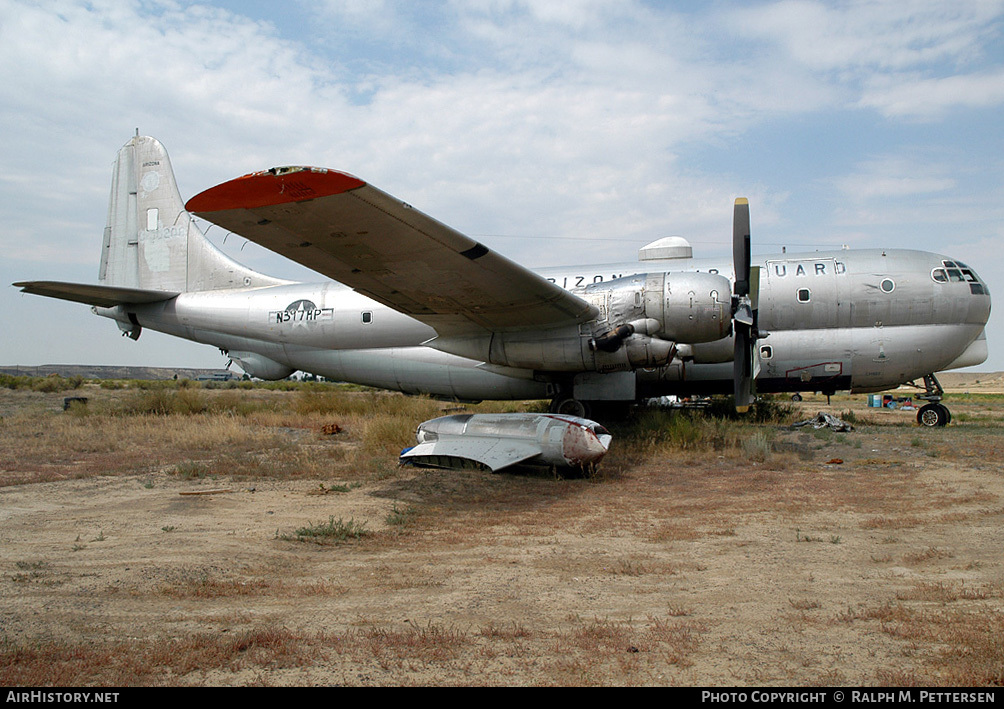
[832,156,956,201]
[0,0,756,268]
[733,0,1003,72]
[3,0,1004,367]
[859,69,1004,119]
[728,0,1004,121]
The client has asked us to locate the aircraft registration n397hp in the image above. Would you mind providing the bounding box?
[14,136,991,427]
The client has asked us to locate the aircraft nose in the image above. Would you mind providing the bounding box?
[934,256,991,324]
[561,423,612,466]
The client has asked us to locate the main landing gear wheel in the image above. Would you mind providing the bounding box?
[549,397,589,418]
[917,403,950,427]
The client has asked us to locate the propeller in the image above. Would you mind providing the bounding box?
[732,198,760,412]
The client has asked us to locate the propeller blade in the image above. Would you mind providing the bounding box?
[733,198,750,297]
[733,325,754,412]
[731,199,756,413]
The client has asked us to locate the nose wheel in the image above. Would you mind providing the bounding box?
[907,373,952,428]
[917,402,951,427]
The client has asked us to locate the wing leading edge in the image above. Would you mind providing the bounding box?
[186,168,598,337]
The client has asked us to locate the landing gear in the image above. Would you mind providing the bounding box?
[549,396,589,418]
[909,373,951,427]
[917,403,951,427]
[791,393,803,402]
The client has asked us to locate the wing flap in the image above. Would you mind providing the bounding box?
[186,168,597,336]
[13,281,179,308]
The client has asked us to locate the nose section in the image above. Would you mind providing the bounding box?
[935,256,991,325]
[929,254,991,369]
[967,274,991,327]
[945,329,988,369]
[560,421,612,467]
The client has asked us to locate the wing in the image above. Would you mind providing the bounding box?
[13,281,178,308]
[186,168,597,336]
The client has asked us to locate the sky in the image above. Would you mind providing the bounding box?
[2,0,1003,373]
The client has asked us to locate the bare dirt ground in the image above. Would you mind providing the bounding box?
[1,376,1003,686]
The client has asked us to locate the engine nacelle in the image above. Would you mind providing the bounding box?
[580,271,732,344]
[432,326,675,373]
[677,336,735,364]
[431,271,731,373]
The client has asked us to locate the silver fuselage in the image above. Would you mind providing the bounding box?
[95,247,990,401]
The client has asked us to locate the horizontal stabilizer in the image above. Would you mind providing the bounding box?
[13,281,179,308]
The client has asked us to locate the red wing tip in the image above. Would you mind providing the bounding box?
[185,167,366,213]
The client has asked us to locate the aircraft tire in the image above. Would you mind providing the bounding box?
[917,403,949,427]
[550,397,589,418]
[791,393,803,402]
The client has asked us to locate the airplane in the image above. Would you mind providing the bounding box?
[14,135,991,427]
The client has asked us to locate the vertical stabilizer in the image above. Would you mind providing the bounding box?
[99,136,288,292]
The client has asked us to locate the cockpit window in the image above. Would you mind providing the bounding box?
[933,260,986,289]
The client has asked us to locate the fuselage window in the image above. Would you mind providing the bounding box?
[361,311,373,324]
[759,345,773,360]
[880,278,895,293]
[797,288,811,303]
[932,268,948,282]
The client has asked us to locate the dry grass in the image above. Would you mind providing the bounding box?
[830,601,1004,686]
[0,615,707,686]
[2,382,1004,685]
[0,627,313,686]
[153,575,348,599]
[0,383,542,487]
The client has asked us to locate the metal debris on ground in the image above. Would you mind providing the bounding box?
[792,412,854,432]
[400,412,612,473]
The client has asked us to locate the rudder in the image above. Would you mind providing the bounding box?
[99,135,286,293]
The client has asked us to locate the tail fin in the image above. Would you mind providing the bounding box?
[99,135,287,292]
